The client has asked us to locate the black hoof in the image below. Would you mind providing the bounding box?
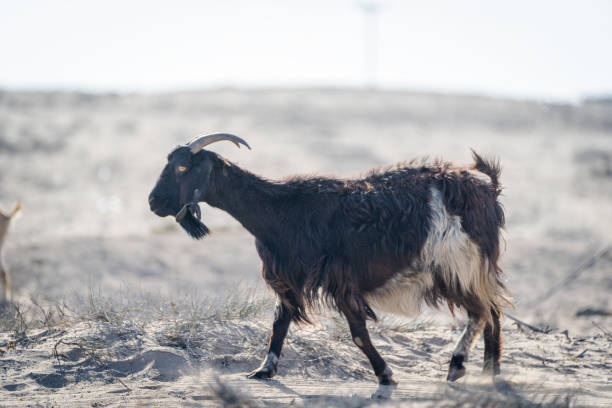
[447,354,466,382]
[447,366,466,382]
[247,368,275,380]
[378,374,398,386]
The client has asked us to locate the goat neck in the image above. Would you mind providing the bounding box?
[203,156,283,242]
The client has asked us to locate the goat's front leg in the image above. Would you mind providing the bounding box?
[248,300,293,380]
[345,313,397,385]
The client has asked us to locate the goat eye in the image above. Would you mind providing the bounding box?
[177,166,187,173]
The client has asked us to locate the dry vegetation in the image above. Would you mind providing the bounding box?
[0,89,611,406]
[1,290,606,406]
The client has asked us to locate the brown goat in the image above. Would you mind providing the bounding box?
[149,134,512,385]
[0,201,21,301]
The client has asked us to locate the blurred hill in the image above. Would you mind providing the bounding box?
[0,89,611,334]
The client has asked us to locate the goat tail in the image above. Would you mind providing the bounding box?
[470,149,511,315]
[470,150,502,194]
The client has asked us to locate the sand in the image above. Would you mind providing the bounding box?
[0,89,611,406]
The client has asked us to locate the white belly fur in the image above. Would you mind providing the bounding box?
[365,187,488,317]
[365,269,434,317]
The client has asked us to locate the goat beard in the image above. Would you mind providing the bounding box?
[178,211,210,240]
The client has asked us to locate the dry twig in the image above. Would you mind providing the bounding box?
[591,321,612,341]
[528,245,612,307]
[506,313,551,334]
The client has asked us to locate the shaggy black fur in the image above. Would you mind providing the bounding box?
[150,148,506,323]
[149,145,509,384]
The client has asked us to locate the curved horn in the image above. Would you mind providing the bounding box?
[188,133,251,154]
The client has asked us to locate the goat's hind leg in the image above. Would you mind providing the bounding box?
[483,307,502,376]
[447,312,485,381]
[344,311,397,385]
[248,300,293,380]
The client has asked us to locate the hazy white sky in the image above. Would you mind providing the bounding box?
[1,0,610,100]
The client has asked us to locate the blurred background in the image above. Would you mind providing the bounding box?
[2,0,612,99]
[0,0,611,334]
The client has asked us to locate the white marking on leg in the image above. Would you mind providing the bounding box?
[381,365,393,376]
[262,351,278,371]
[353,337,364,348]
[453,318,485,359]
[377,364,395,385]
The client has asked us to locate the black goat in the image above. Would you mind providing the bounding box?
[149,133,511,385]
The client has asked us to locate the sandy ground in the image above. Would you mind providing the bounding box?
[0,89,611,406]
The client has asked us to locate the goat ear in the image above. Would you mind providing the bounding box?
[0,201,20,222]
[11,201,22,218]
